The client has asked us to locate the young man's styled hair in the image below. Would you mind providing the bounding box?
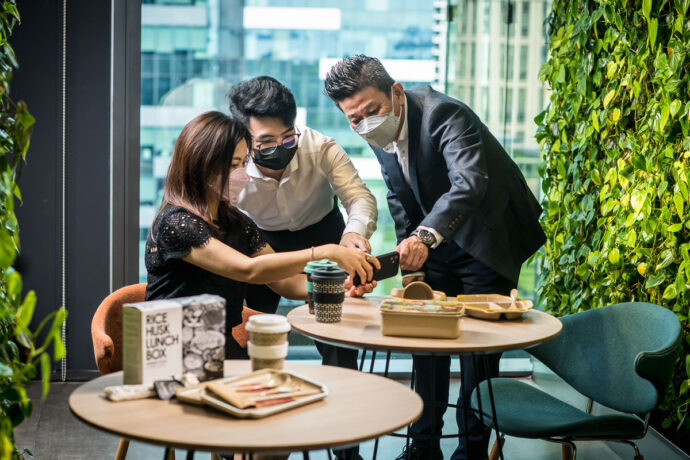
[323,55,395,103]
[228,76,297,128]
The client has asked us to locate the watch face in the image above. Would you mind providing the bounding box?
[418,229,435,245]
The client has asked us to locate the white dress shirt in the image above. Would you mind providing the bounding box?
[382,96,444,248]
[237,126,377,237]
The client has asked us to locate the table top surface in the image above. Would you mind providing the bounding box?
[287,296,563,354]
[69,361,422,453]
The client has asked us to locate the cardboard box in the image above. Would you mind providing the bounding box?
[123,294,225,384]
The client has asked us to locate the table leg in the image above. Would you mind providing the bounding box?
[482,356,504,460]
[302,451,310,460]
[163,446,174,460]
[185,450,194,460]
[372,351,392,460]
[471,354,490,460]
[358,350,367,371]
[368,350,377,373]
[404,357,416,459]
[459,355,473,459]
[430,354,438,459]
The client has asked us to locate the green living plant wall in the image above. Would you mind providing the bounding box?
[537,0,690,434]
[0,2,66,459]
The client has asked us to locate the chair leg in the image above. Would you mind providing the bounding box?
[561,441,576,460]
[488,434,505,460]
[115,438,129,460]
[210,454,222,460]
[165,447,175,460]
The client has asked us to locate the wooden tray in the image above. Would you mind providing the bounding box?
[455,294,533,320]
[177,369,328,419]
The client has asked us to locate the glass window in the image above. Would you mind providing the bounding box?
[517,88,526,123]
[519,45,528,80]
[521,1,530,37]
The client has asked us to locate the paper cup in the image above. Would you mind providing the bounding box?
[246,314,291,346]
[247,341,289,371]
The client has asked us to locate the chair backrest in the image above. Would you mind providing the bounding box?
[529,302,681,414]
[91,283,147,375]
[231,306,262,349]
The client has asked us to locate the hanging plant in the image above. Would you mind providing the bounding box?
[537,0,690,443]
[0,2,66,459]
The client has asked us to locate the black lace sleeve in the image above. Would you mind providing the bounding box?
[242,214,267,255]
[156,208,213,261]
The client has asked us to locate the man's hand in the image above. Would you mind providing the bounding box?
[344,276,377,297]
[402,273,425,287]
[396,235,429,271]
[340,232,371,252]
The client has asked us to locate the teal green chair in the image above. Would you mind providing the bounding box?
[471,302,681,460]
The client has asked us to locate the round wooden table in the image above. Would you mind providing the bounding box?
[287,296,563,460]
[69,360,423,456]
[287,296,563,355]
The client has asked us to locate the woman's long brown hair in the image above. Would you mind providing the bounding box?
[151,111,247,237]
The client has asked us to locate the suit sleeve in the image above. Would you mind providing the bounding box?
[419,104,489,240]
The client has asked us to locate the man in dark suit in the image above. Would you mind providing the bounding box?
[324,55,546,460]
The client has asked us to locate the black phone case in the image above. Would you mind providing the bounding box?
[352,251,400,286]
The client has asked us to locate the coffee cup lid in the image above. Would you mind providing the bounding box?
[247,341,289,359]
[304,258,339,274]
[246,314,291,334]
[311,266,348,281]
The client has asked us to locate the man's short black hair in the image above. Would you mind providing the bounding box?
[228,76,297,128]
[323,55,395,102]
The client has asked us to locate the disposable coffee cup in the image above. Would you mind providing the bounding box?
[304,259,339,314]
[311,266,348,323]
[245,314,291,346]
[247,341,289,371]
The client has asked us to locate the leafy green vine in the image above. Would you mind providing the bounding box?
[538,0,690,434]
[0,2,66,459]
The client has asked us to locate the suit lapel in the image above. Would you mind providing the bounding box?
[405,92,425,213]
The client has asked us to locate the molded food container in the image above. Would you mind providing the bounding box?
[379,300,465,339]
[455,294,533,320]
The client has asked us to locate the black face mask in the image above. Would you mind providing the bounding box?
[253,144,298,170]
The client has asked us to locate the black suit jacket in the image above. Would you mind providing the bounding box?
[372,86,546,284]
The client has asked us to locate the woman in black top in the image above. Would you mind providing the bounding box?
[145,111,378,357]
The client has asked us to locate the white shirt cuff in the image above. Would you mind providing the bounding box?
[343,221,369,238]
[417,226,444,249]
[402,271,425,279]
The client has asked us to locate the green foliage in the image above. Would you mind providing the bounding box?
[0,2,66,459]
[538,0,690,434]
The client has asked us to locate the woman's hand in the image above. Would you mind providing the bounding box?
[324,244,380,284]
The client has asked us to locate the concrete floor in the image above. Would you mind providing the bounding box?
[13,367,621,460]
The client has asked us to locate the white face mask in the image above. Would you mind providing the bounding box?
[354,89,402,149]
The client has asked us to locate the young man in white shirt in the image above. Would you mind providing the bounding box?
[229,76,377,460]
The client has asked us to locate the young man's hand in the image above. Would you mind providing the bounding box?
[340,232,371,252]
[396,235,428,271]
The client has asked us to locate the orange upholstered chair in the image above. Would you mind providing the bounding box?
[92,283,260,460]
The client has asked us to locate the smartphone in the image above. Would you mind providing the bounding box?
[352,251,400,286]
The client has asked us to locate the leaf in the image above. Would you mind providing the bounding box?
[673,190,684,218]
[643,0,651,20]
[656,250,675,270]
[668,223,683,232]
[611,108,621,124]
[604,89,616,107]
[660,102,669,131]
[670,99,682,118]
[662,283,678,299]
[40,353,51,401]
[637,262,647,276]
[645,272,666,289]
[608,248,620,264]
[17,291,36,330]
[631,190,645,213]
[591,110,600,132]
[649,18,658,49]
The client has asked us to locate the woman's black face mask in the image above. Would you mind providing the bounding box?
[252,144,297,170]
